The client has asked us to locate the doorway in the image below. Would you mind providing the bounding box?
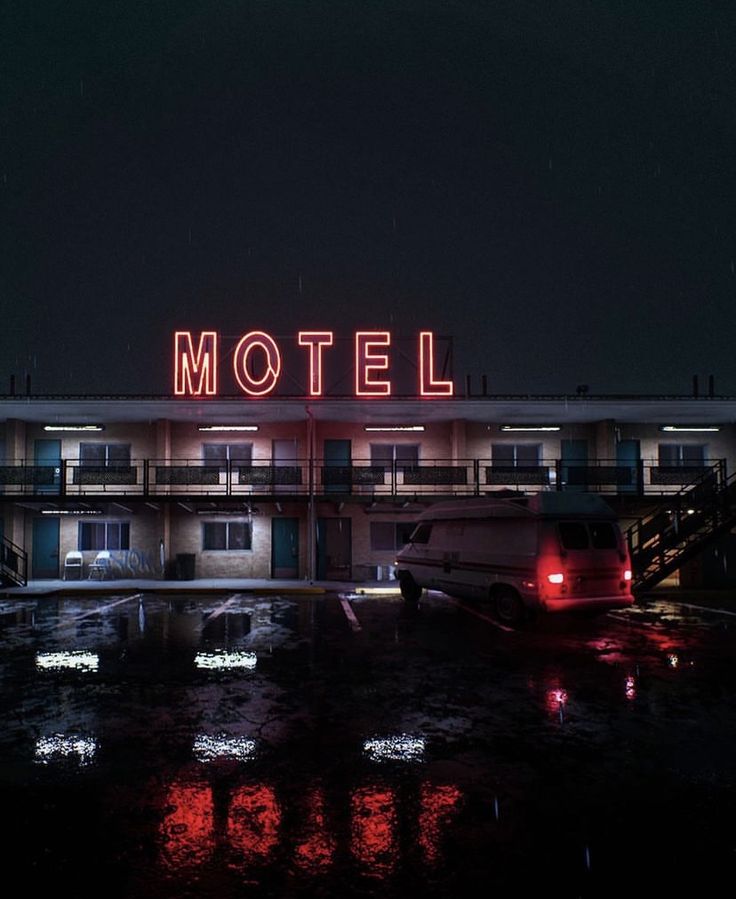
[34,439,61,494]
[316,517,352,580]
[32,517,60,578]
[271,517,299,578]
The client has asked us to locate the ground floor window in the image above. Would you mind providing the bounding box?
[78,521,130,551]
[202,521,252,551]
[369,521,416,551]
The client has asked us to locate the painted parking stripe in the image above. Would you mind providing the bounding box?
[339,597,362,632]
[64,593,143,624]
[445,597,515,633]
[204,594,241,621]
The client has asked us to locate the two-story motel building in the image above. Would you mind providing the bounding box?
[0,332,734,587]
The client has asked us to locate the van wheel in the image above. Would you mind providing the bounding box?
[399,574,422,602]
[494,588,525,626]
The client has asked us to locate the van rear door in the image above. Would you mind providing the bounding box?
[556,520,626,600]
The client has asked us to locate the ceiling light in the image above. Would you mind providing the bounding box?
[499,425,561,432]
[659,426,720,432]
[41,509,102,515]
[364,425,425,432]
[44,425,104,432]
[198,425,259,432]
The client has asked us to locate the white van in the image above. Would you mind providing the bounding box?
[395,494,634,623]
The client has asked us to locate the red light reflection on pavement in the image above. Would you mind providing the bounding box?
[351,787,398,876]
[160,781,214,869]
[625,675,637,701]
[418,784,462,864]
[228,784,281,862]
[294,787,336,874]
[544,686,569,715]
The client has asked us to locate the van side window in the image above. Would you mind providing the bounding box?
[410,524,432,544]
[589,522,617,549]
[558,522,588,550]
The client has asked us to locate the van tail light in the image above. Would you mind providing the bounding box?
[623,569,632,581]
[547,573,565,584]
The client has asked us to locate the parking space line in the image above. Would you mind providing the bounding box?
[446,597,515,633]
[62,593,143,625]
[205,594,241,621]
[339,597,362,632]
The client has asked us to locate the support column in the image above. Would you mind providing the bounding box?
[155,420,172,577]
[306,408,316,581]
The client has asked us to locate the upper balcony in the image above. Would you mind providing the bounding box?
[0,457,726,499]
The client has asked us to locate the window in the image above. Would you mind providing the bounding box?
[202,443,253,464]
[558,522,588,550]
[78,521,130,551]
[491,444,541,466]
[80,443,131,466]
[202,521,252,551]
[658,444,705,466]
[589,522,617,549]
[370,521,416,551]
[370,444,420,465]
[408,523,432,544]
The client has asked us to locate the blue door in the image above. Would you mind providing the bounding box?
[32,517,60,578]
[560,439,588,491]
[34,439,61,494]
[324,439,351,493]
[271,518,299,578]
[616,439,641,494]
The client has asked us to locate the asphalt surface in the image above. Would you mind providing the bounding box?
[1,591,735,897]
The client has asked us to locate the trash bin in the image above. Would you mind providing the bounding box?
[176,553,196,580]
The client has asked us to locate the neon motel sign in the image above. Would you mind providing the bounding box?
[174,331,454,398]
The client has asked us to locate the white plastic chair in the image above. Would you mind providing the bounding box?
[88,550,112,580]
[63,551,84,580]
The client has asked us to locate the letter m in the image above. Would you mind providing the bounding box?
[174,331,218,396]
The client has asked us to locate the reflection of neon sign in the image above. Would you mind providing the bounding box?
[174,331,454,398]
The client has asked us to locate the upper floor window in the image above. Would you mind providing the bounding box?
[78,521,130,551]
[370,444,420,466]
[80,443,131,466]
[491,443,541,466]
[658,444,705,466]
[203,443,253,464]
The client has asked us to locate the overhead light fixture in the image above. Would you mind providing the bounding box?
[659,426,720,433]
[40,509,102,515]
[198,425,259,432]
[499,425,561,432]
[44,425,104,432]
[364,425,425,432]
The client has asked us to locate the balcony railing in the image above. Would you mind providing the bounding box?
[0,458,726,498]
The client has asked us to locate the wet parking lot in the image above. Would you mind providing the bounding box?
[2,591,736,897]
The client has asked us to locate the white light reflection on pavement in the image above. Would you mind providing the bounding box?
[193,734,257,762]
[194,650,257,670]
[35,734,98,766]
[36,651,99,672]
[363,734,426,762]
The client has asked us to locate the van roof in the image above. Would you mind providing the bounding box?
[417,493,617,521]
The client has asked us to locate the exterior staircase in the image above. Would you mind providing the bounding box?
[0,536,28,587]
[626,460,736,592]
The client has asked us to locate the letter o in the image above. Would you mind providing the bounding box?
[233,331,282,396]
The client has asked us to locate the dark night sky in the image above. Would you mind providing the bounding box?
[3,1,736,395]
